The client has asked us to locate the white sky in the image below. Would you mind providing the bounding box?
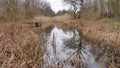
[46,0,70,13]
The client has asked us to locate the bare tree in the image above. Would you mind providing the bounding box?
[0,0,55,21]
[63,0,120,19]
[64,0,83,18]
[108,0,120,17]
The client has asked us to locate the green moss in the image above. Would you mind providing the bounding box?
[105,22,120,28]
[111,23,120,28]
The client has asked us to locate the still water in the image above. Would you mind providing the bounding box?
[43,26,98,68]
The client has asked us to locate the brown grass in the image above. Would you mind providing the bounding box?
[79,19,120,47]
[33,14,74,31]
[0,23,43,68]
[34,13,72,23]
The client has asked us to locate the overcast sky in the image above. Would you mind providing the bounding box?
[46,0,70,13]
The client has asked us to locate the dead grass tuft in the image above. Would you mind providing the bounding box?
[0,23,43,68]
[79,19,120,47]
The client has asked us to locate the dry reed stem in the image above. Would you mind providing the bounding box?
[0,23,43,68]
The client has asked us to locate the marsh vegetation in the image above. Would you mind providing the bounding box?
[0,0,120,68]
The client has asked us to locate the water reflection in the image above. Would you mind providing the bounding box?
[43,26,98,68]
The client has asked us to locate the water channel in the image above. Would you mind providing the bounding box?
[43,26,99,68]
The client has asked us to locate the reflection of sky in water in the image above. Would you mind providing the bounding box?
[43,27,98,68]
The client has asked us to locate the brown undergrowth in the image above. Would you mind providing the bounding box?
[79,19,120,47]
[0,23,43,68]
